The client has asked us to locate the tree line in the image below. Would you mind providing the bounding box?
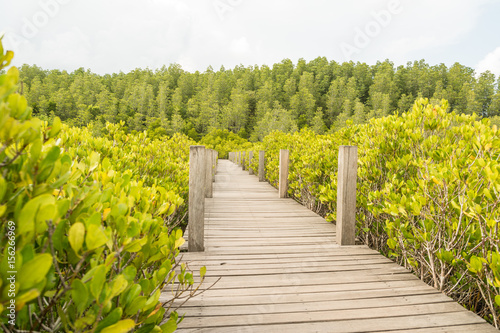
[17,58,500,140]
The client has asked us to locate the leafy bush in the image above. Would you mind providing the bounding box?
[200,129,252,159]
[0,41,204,333]
[259,99,500,327]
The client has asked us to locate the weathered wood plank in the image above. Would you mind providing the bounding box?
[176,312,496,332]
[176,303,485,329]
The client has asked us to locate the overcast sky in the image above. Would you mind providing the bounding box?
[2,0,500,76]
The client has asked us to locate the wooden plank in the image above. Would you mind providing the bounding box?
[176,303,482,329]
[193,271,420,290]
[176,312,496,332]
[176,289,447,311]
[177,279,435,298]
[177,293,461,318]
[384,324,499,332]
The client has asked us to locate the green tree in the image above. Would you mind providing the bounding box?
[253,102,298,140]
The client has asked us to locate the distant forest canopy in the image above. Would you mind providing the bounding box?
[16,58,500,141]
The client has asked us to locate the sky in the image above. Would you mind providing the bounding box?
[2,0,500,76]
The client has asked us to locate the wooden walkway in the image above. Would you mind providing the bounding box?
[171,160,497,332]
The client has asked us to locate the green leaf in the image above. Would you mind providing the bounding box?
[18,253,53,290]
[109,275,128,299]
[495,295,500,307]
[49,117,62,138]
[160,317,177,333]
[43,145,61,165]
[89,151,100,172]
[174,237,185,249]
[143,289,161,312]
[18,194,55,236]
[122,266,137,282]
[123,284,142,307]
[71,279,88,314]
[90,265,106,301]
[135,324,156,333]
[200,266,207,279]
[86,224,108,251]
[125,296,147,315]
[123,238,147,253]
[69,222,85,254]
[53,219,67,252]
[0,175,6,202]
[387,238,397,250]
[468,256,483,274]
[16,289,41,308]
[96,307,123,333]
[100,319,135,333]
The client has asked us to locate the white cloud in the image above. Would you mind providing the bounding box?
[1,0,499,73]
[476,47,500,77]
[351,0,490,64]
[37,27,91,70]
[230,37,250,54]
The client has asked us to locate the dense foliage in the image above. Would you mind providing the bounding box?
[200,129,252,159]
[0,41,204,333]
[17,58,500,140]
[250,99,500,328]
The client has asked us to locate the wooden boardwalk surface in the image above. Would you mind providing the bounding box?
[170,160,497,332]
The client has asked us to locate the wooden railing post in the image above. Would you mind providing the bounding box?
[237,151,241,166]
[242,151,246,170]
[259,150,265,182]
[248,151,254,175]
[205,149,213,198]
[279,149,289,198]
[212,150,217,182]
[336,146,358,246]
[189,145,205,252]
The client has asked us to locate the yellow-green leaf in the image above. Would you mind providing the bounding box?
[100,319,135,333]
[69,222,85,254]
[18,254,53,290]
[86,224,108,251]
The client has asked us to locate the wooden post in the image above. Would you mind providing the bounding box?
[212,150,217,182]
[189,145,205,252]
[336,146,358,246]
[242,151,246,170]
[279,149,289,198]
[248,151,254,175]
[237,151,241,166]
[205,149,213,198]
[259,150,265,182]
